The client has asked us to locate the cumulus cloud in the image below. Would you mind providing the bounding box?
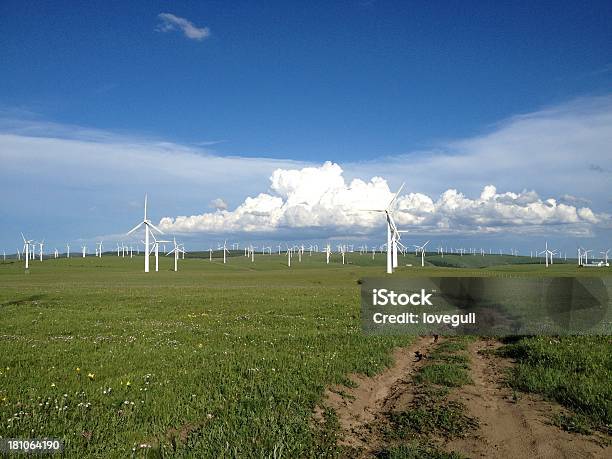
[2,95,611,248]
[156,13,210,41]
[159,162,606,236]
[210,198,228,210]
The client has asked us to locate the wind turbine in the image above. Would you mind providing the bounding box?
[325,244,331,264]
[414,241,430,267]
[38,239,45,261]
[360,183,405,274]
[600,249,610,265]
[81,245,87,258]
[150,233,171,272]
[126,194,163,273]
[578,248,592,265]
[166,237,185,272]
[222,241,229,264]
[538,242,556,267]
[97,241,103,258]
[21,233,34,269]
[66,243,70,258]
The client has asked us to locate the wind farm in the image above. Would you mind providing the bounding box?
[3,191,611,459]
[1,231,611,457]
[2,2,612,457]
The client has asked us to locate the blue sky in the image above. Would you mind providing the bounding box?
[1,1,612,254]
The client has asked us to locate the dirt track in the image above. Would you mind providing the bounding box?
[316,337,611,458]
[446,339,611,458]
[315,336,436,455]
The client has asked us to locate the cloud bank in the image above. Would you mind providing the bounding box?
[156,13,210,41]
[1,95,611,248]
[159,162,605,236]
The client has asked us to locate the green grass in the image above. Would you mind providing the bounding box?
[500,336,612,432]
[389,400,477,439]
[0,254,610,456]
[376,442,467,458]
[412,365,471,388]
[413,338,474,387]
[385,337,478,456]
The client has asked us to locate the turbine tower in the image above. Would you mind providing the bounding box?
[538,241,557,268]
[166,237,185,272]
[361,183,405,274]
[414,240,430,267]
[126,194,163,273]
[21,233,34,269]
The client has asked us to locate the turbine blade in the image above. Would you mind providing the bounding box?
[148,222,164,234]
[127,222,144,235]
[388,182,405,208]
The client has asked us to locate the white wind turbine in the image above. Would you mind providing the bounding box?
[21,233,34,269]
[97,241,103,258]
[38,239,45,261]
[166,237,185,272]
[414,241,430,267]
[81,245,87,258]
[600,249,610,265]
[222,241,229,264]
[538,241,557,267]
[126,194,163,273]
[150,233,171,272]
[66,243,70,258]
[325,244,331,264]
[583,248,592,265]
[361,183,405,274]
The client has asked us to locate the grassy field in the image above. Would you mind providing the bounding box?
[0,253,610,457]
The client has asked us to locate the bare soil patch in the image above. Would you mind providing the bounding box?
[314,336,439,456]
[446,339,611,458]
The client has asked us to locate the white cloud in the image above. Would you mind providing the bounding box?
[343,96,612,206]
[156,13,210,41]
[210,198,228,210]
[159,162,606,236]
[1,95,611,248]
